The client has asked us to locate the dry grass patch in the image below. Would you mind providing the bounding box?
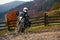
[28,25,60,32]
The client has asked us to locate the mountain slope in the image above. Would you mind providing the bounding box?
[0,1,24,13]
[0,1,24,19]
[51,2,60,10]
[15,0,55,17]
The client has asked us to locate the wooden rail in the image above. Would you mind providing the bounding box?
[0,13,60,30]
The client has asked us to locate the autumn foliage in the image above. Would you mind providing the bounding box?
[7,10,19,27]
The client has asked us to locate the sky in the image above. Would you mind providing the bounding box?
[0,0,33,5]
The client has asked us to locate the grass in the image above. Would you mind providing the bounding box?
[0,29,15,36]
[0,24,60,35]
[27,24,60,32]
[0,30,9,36]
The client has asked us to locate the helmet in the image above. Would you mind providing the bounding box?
[23,7,28,12]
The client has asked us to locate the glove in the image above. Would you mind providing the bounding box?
[19,17,24,22]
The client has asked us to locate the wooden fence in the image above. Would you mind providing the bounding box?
[30,14,60,26]
[0,21,7,30]
[30,16,60,26]
[0,13,60,30]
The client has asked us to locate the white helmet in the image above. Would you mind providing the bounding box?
[23,7,28,12]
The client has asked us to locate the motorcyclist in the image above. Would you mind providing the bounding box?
[19,7,31,32]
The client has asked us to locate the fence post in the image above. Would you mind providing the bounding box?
[5,14,11,31]
[44,13,48,26]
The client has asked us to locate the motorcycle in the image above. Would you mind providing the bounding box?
[15,16,28,33]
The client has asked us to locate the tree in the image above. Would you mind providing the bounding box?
[7,10,19,31]
[55,0,60,2]
[51,2,60,10]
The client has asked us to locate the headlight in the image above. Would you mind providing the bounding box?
[19,17,22,20]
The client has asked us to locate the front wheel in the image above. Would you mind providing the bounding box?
[18,22,25,33]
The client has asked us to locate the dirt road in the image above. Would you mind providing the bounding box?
[10,31,60,40]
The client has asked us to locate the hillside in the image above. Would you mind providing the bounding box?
[46,10,60,16]
[0,1,24,19]
[51,2,60,10]
[0,1,24,13]
[15,0,55,17]
[0,0,60,20]
[14,0,60,17]
[16,0,55,11]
